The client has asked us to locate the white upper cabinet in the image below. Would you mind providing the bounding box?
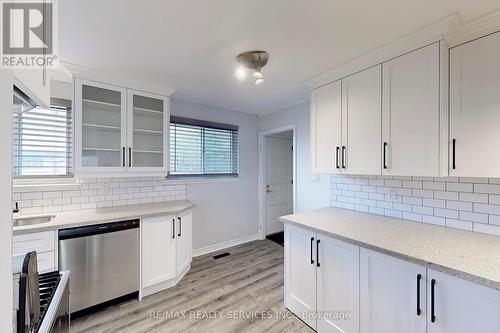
[360,248,427,333]
[75,78,169,177]
[427,269,500,333]
[311,80,342,174]
[127,90,169,173]
[449,32,500,177]
[382,42,447,177]
[342,65,382,175]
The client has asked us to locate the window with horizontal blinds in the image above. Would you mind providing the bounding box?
[13,98,73,178]
[169,116,239,177]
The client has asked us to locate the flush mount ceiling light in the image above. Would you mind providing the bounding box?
[236,50,269,85]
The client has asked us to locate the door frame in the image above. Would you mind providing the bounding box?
[258,124,297,239]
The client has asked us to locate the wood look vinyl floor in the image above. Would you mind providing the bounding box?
[71,239,314,333]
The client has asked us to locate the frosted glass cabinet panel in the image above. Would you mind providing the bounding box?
[127,90,168,171]
[76,79,127,173]
[75,78,169,176]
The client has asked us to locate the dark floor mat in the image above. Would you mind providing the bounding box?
[266,232,284,246]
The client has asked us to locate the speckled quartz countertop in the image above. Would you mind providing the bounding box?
[280,207,500,291]
[13,200,194,235]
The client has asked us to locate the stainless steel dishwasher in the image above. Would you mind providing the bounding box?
[58,220,139,314]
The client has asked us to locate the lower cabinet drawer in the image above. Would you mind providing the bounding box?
[13,231,55,256]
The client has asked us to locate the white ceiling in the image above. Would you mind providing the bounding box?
[59,0,500,115]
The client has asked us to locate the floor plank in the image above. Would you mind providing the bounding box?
[71,239,314,333]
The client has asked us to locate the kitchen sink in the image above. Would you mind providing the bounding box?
[13,215,56,227]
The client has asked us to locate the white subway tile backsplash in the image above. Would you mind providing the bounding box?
[14,177,186,216]
[474,184,500,194]
[331,175,500,236]
[459,192,489,203]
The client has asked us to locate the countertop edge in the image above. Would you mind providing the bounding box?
[280,217,500,292]
[13,201,195,235]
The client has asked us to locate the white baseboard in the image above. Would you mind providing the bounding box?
[192,234,260,257]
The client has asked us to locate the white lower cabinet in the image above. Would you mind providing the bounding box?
[141,214,177,288]
[284,224,318,329]
[284,224,360,332]
[317,236,359,333]
[427,269,500,333]
[284,223,500,333]
[176,211,193,275]
[360,248,427,333]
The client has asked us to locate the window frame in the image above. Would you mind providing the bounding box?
[168,116,239,179]
[13,97,74,182]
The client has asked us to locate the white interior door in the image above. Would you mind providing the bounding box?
[360,248,427,333]
[427,269,500,333]
[311,80,342,173]
[265,135,293,235]
[317,234,360,333]
[449,31,500,177]
[382,42,440,176]
[284,223,317,330]
[342,65,382,175]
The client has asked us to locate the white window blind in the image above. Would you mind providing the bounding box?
[13,98,73,178]
[169,116,239,177]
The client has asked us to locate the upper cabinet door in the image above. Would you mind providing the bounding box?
[427,269,500,333]
[311,80,342,174]
[382,42,442,176]
[75,78,127,174]
[342,65,382,175]
[127,90,169,173]
[450,32,500,177]
[360,248,427,333]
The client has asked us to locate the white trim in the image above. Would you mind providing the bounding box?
[62,62,175,97]
[164,176,240,185]
[304,9,500,90]
[258,125,297,239]
[13,182,81,193]
[192,234,260,257]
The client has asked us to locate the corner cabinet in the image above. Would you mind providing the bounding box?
[141,210,193,297]
[74,78,169,177]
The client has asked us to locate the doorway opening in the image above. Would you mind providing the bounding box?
[258,125,296,243]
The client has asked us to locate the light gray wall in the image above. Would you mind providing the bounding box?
[170,98,259,251]
[1,71,13,332]
[258,101,330,212]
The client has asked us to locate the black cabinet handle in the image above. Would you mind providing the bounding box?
[336,147,340,169]
[417,274,422,316]
[431,279,436,323]
[452,139,456,170]
[383,142,388,169]
[178,217,182,237]
[128,147,132,167]
[122,147,125,167]
[310,237,314,264]
[316,239,321,267]
[172,218,175,239]
[341,146,346,169]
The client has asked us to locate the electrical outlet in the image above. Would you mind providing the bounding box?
[312,174,320,183]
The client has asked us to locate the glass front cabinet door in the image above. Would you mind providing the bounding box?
[75,78,169,176]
